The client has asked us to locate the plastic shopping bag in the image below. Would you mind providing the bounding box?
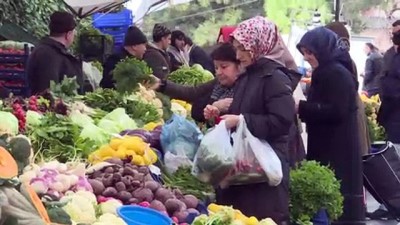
[164,150,193,174]
[161,114,203,161]
[228,115,283,186]
[192,121,235,185]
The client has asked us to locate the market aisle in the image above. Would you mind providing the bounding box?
[366,192,397,225]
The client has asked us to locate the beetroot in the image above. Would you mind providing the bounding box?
[155,188,174,203]
[88,179,105,195]
[173,211,189,223]
[165,199,186,215]
[144,181,160,192]
[133,188,154,202]
[182,195,199,209]
[115,182,126,192]
[118,191,132,203]
[150,200,166,212]
[102,187,117,197]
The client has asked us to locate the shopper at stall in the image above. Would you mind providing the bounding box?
[27,11,82,94]
[362,42,384,97]
[185,36,215,73]
[151,43,237,118]
[143,24,171,79]
[217,26,236,43]
[296,27,365,224]
[203,16,295,223]
[100,26,147,89]
[167,30,189,71]
[326,21,371,157]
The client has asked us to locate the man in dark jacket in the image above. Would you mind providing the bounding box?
[143,24,171,79]
[27,11,83,94]
[100,26,147,89]
[185,36,215,74]
[362,43,384,96]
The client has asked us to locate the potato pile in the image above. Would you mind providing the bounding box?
[87,158,200,223]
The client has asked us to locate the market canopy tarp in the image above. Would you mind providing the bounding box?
[64,0,130,18]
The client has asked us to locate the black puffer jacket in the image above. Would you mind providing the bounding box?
[216,57,294,224]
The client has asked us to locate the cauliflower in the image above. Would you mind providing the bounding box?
[97,213,127,225]
[171,102,187,118]
[62,193,97,224]
[99,199,123,215]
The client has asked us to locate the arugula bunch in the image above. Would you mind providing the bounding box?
[113,57,155,94]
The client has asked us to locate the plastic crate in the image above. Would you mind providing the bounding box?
[98,26,129,36]
[113,33,126,45]
[5,86,30,97]
[92,9,133,28]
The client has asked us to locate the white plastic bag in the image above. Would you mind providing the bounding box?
[228,115,283,187]
[192,121,234,185]
[164,150,193,174]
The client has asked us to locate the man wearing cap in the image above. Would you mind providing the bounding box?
[143,24,171,79]
[100,26,148,89]
[27,11,83,94]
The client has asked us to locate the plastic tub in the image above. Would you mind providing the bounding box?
[117,205,173,225]
[93,9,133,28]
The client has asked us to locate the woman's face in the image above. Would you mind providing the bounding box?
[301,47,319,69]
[232,39,253,67]
[214,60,240,87]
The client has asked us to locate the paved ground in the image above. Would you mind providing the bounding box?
[366,192,398,225]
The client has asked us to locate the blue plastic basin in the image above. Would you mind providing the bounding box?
[117,205,173,225]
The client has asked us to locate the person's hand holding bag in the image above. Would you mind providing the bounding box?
[220,114,240,129]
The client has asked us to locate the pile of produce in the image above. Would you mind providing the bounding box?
[193,203,276,225]
[112,58,155,94]
[86,158,202,224]
[88,136,158,166]
[0,40,33,54]
[290,161,343,225]
[19,161,92,200]
[360,94,386,142]
[171,99,192,119]
[168,64,214,86]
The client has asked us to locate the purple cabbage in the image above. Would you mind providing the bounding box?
[120,129,151,142]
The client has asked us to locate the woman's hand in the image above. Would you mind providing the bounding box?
[220,114,240,129]
[212,98,233,113]
[144,75,161,90]
[204,105,220,120]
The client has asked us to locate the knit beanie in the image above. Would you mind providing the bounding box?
[152,24,171,42]
[124,26,148,46]
[49,11,77,35]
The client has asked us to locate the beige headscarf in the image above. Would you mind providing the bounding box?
[231,16,298,71]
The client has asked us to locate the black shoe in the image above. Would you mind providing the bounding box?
[366,209,394,220]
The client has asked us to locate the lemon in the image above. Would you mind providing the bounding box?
[109,138,123,150]
[126,150,136,156]
[147,149,158,164]
[246,216,258,225]
[143,154,152,165]
[98,147,116,158]
[131,155,145,166]
[207,203,221,213]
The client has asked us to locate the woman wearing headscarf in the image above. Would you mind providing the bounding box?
[296,27,365,224]
[217,26,236,43]
[204,16,298,223]
[326,21,371,156]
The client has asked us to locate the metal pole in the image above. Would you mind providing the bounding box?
[334,0,340,21]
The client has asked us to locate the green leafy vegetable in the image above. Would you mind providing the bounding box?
[113,57,155,94]
[50,77,80,101]
[290,160,343,225]
[168,64,214,86]
[27,113,96,162]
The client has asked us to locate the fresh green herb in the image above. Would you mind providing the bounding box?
[167,64,214,86]
[162,166,214,200]
[290,160,343,225]
[113,57,155,94]
[27,113,96,162]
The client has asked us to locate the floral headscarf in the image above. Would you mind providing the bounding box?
[231,16,298,71]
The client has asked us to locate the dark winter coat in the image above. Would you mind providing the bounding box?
[378,46,400,143]
[143,43,171,79]
[100,49,131,89]
[216,57,295,224]
[27,37,83,94]
[297,27,364,223]
[363,50,384,96]
[188,45,215,73]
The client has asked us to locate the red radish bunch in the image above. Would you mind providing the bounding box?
[12,102,26,132]
[28,96,39,112]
